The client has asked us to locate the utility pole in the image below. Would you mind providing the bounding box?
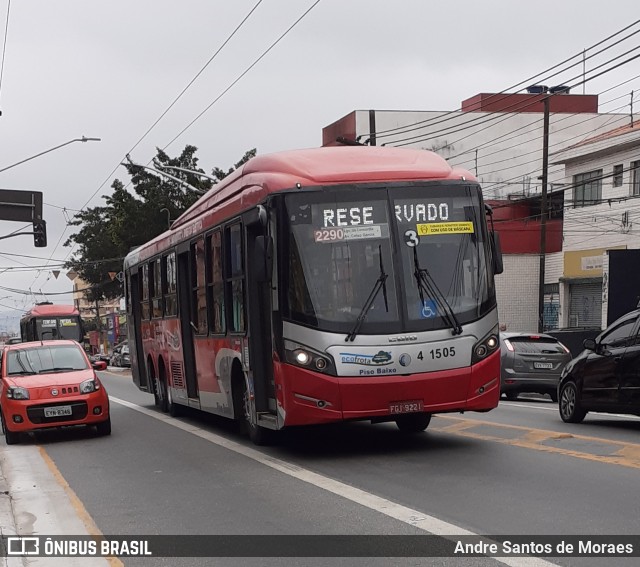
[538,96,550,333]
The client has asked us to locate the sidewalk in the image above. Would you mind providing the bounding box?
[0,445,113,566]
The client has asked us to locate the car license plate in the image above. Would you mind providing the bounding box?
[534,362,553,369]
[389,400,424,414]
[44,406,72,418]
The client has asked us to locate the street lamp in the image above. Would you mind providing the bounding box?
[0,136,101,174]
[537,86,569,332]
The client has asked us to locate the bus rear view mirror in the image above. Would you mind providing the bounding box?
[491,232,504,275]
[254,235,273,282]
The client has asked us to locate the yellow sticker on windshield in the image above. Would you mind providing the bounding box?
[417,222,474,235]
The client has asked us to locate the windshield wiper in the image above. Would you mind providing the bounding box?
[40,367,78,373]
[345,245,389,342]
[412,247,463,335]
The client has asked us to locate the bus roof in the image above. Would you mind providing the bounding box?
[125,146,476,267]
[23,304,80,318]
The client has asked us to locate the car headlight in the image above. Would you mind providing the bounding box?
[80,378,101,394]
[7,386,30,400]
[284,340,336,375]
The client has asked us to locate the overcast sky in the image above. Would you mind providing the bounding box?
[0,0,638,331]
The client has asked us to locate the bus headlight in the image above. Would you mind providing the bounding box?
[471,327,500,364]
[284,340,336,375]
[294,350,311,365]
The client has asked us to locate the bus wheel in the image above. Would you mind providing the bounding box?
[395,413,432,433]
[149,365,160,407]
[242,381,272,446]
[167,383,183,417]
[152,365,169,413]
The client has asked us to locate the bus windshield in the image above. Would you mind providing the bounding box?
[283,184,495,335]
[35,317,83,341]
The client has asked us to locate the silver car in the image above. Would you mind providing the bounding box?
[500,332,572,402]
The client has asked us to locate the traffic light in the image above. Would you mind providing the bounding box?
[33,219,47,247]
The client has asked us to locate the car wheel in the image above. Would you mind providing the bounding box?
[95,417,111,436]
[559,381,587,423]
[505,391,519,401]
[1,411,20,445]
[395,413,432,433]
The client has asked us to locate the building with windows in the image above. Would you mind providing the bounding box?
[549,121,640,329]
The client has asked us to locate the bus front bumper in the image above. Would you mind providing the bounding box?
[274,350,500,427]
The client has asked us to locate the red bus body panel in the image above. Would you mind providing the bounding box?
[275,350,500,426]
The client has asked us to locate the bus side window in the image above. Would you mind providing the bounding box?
[206,230,225,334]
[140,264,150,320]
[225,223,245,333]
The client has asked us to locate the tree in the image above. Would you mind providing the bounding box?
[65,145,256,301]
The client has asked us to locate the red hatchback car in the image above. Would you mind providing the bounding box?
[0,340,110,444]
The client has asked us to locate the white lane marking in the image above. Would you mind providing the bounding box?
[111,396,557,567]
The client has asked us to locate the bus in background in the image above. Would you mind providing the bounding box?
[20,303,84,343]
[124,146,504,444]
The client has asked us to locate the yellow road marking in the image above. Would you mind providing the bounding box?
[431,415,640,469]
[39,447,124,567]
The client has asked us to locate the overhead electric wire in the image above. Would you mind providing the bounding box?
[0,0,10,102]
[46,0,322,293]
[161,0,321,151]
[25,0,270,293]
[453,100,631,174]
[387,42,640,149]
[374,20,640,141]
[479,114,635,196]
[448,75,640,165]
[126,0,264,158]
[469,112,630,177]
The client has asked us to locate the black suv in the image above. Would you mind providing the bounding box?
[558,309,640,423]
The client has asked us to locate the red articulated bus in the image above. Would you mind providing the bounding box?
[124,146,504,444]
[20,303,84,343]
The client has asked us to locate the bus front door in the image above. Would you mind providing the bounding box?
[245,220,276,419]
[128,271,147,391]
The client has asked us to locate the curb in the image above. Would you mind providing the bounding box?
[0,447,22,567]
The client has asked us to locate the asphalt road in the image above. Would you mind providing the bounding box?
[3,371,640,567]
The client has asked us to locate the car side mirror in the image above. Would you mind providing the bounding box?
[583,338,596,351]
[92,360,107,371]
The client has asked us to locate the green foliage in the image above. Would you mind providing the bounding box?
[65,145,256,301]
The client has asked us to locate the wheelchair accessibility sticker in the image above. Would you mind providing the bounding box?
[420,299,438,319]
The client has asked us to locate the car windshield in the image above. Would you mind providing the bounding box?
[5,344,89,376]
